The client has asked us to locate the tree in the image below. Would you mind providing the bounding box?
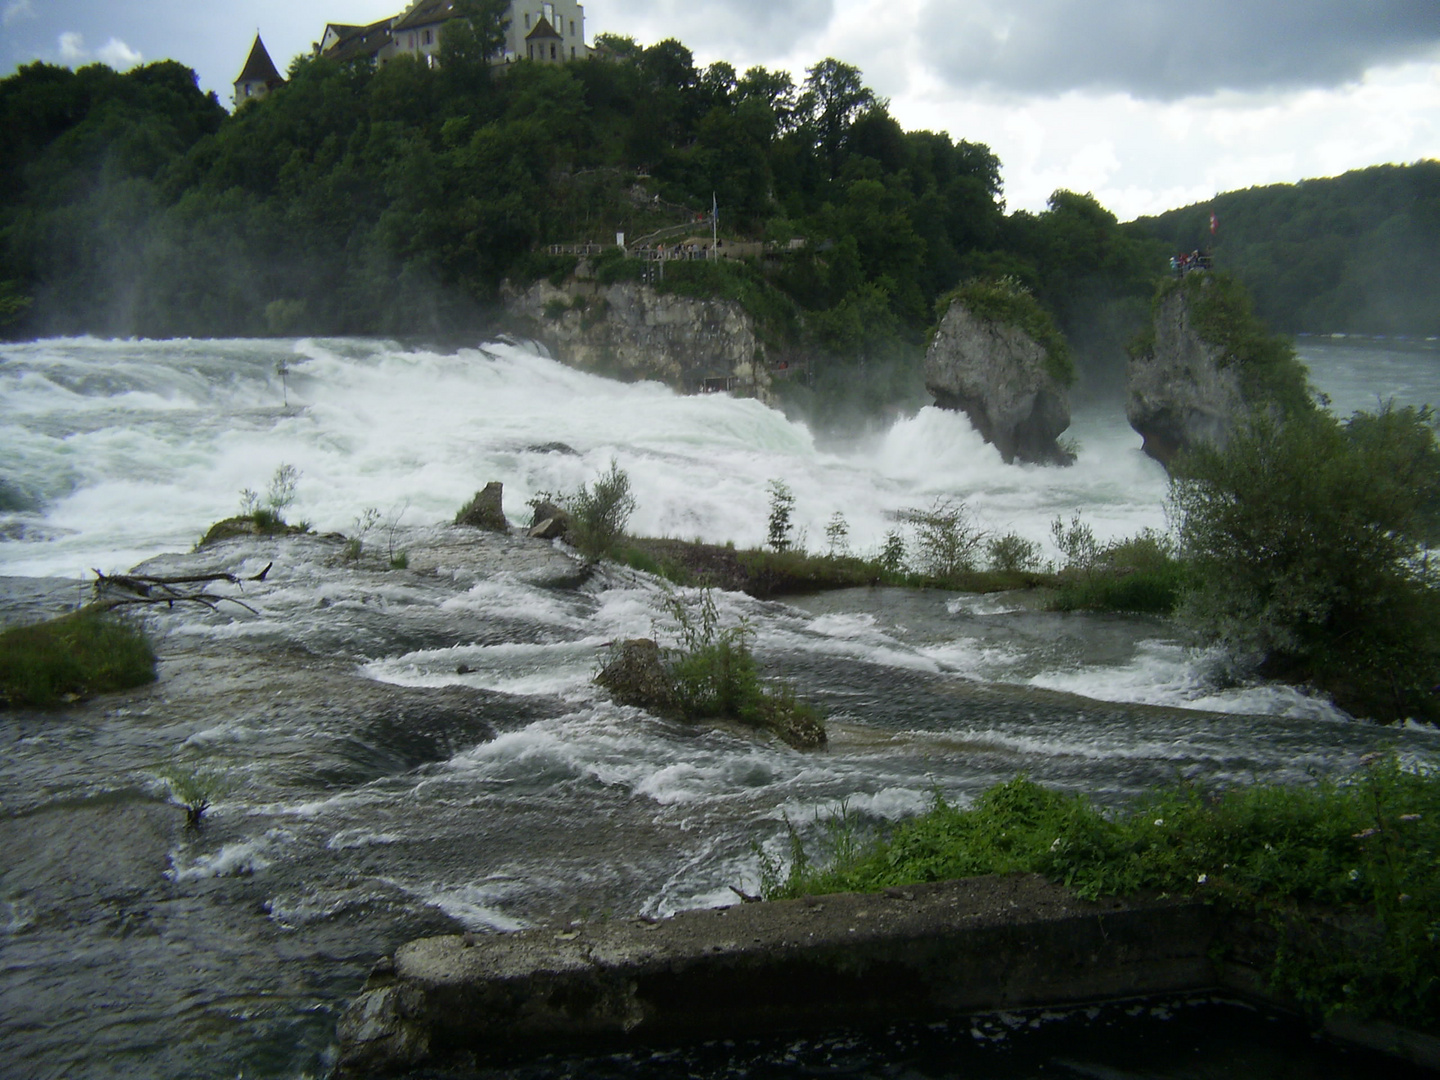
[440,0,511,68]
[1171,405,1440,723]
[796,59,875,177]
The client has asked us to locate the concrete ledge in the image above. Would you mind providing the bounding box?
[334,874,1220,1077]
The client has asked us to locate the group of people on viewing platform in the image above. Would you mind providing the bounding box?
[1171,250,1214,274]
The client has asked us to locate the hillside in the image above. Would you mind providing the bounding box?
[1126,161,1440,337]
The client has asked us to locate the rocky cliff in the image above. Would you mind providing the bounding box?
[923,297,1073,466]
[503,268,770,401]
[1125,279,1246,467]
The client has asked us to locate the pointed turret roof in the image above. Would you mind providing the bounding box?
[526,16,561,41]
[236,34,283,84]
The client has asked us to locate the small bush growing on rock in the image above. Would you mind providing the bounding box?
[596,588,826,749]
[566,459,636,561]
[0,611,156,707]
[155,760,232,829]
[231,464,305,535]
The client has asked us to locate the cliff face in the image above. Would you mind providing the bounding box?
[923,300,1073,466]
[503,275,770,401]
[1126,283,1246,467]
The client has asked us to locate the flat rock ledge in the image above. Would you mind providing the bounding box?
[336,875,1201,1076]
[335,873,1440,1077]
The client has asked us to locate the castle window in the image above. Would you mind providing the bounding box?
[550,43,556,59]
[524,12,530,27]
[570,19,575,36]
[422,29,432,45]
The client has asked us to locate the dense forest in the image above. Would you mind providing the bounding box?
[1,32,1435,412]
[1128,162,1440,337]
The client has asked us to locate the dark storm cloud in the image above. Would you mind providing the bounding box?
[607,0,834,58]
[918,0,1440,99]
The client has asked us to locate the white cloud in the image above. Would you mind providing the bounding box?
[58,31,86,63]
[96,37,143,69]
[2,0,35,27]
[52,30,143,71]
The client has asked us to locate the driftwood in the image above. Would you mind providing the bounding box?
[91,562,272,615]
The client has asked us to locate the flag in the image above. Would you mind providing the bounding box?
[1210,210,1218,235]
[712,192,718,223]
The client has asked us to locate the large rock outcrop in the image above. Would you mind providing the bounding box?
[504,269,770,401]
[1126,282,1246,467]
[924,299,1073,466]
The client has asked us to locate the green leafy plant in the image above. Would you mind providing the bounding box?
[1171,404,1440,721]
[766,479,796,552]
[155,761,232,829]
[0,611,156,707]
[986,531,1043,573]
[566,458,637,561]
[766,757,1439,1029]
[900,498,986,578]
[653,587,825,748]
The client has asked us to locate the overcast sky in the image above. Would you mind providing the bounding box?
[4,0,1436,219]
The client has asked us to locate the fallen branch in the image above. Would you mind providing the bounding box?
[91,563,271,615]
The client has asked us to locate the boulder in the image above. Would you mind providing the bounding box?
[1126,282,1246,467]
[454,482,508,532]
[502,273,771,401]
[595,638,675,711]
[924,300,1074,466]
[527,499,570,540]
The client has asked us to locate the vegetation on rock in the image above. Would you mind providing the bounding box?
[937,276,1074,387]
[765,758,1440,1031]
[0,610,157,707]
[595,589,826,749]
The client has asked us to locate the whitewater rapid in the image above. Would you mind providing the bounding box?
[0,335,1171,578]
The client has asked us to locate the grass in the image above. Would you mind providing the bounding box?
[764,759,1440,1030]
[0,610,157,707]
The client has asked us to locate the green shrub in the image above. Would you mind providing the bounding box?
[987,531,1043,572]
[1171,405,1440,721]
[1050,525,1186,614]
[155,760,232,828]
[566,458,637,561]
[767,758,1440,1029]
[900,498,986,578]
[658,588,825,748]
[765,479,796,552]
[0,611,156,707]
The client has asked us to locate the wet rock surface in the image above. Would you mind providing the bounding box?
[1126,283,1246,467]
[504,276,770,400]
[924,300,1073,466]
[454,481,510,533]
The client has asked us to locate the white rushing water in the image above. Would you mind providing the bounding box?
[0,335,1172,578]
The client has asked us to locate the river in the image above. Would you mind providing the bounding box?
[1,334,1437,1078]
